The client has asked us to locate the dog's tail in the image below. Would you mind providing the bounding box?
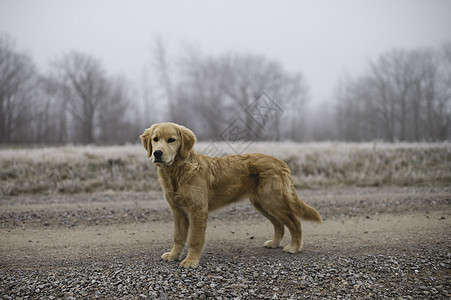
[293,193,322,223]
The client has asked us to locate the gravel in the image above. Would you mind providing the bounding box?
[1,245,449,299]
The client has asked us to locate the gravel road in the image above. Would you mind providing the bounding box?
[1,187,450,299]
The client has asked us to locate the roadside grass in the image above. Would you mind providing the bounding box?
[285,146,450,189]
[0,142,449,196]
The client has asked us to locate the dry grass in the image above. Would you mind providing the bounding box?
[0,142,449,196]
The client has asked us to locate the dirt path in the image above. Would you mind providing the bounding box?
[1,187,450,299]
[1,210,448,265]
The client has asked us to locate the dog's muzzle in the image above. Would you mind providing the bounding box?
[153,150,163,162]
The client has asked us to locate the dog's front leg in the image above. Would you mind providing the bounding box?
[162,207,188,262]
[180,209,208,268]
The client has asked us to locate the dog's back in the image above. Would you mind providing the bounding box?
[195,153,321,224]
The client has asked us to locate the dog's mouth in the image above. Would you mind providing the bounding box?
[153,159,173,166]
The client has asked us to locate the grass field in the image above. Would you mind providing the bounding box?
[0,142,449,196]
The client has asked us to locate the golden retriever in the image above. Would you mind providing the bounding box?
[140,122,322,268]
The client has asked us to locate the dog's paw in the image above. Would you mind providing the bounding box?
[161,252,180,261]
[283,244,300,254]
[180,258,199,268]
[263,240,280,249]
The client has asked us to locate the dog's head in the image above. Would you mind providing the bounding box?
[140,122,196,166]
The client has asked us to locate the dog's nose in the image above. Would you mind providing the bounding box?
[153,150,163,160]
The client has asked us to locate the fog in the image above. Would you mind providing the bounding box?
[1,0,450,143]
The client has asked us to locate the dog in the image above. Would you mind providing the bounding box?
[140,122,322,268]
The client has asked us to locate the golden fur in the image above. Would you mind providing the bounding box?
[140,122,322,268]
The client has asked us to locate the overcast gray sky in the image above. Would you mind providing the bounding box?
[1,0,451,102]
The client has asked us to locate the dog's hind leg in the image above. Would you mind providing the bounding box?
[273,208,303,254]
[283,218,302,253]
[250,197,285,249]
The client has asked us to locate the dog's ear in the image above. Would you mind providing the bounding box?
[139,124,157,158]
[178,125,196,159]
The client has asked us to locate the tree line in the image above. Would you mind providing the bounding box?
[331,44,451,142]
[1,33,139,144]
[0,32,449,144]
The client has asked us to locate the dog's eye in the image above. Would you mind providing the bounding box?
[167,138,175,143]
[153,137,158,142]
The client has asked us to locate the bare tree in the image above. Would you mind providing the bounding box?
[51,51,107,143]
[140,66,156,128]
[28,75,68,143]
[431,43,451,140]
[153,37,179,121]
[175,49,230,139]
[0,33,36,143]
[220,53,276,139]
[334,74,375,141]
[98,75,133,143]
[277,72,309,141]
